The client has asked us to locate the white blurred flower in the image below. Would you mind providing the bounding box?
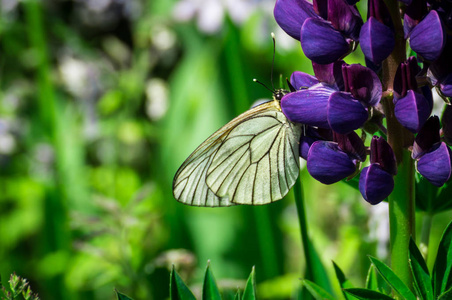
[146,78,169,121]
[173,0,256,34]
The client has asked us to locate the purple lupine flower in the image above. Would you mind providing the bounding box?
[307,131,366,184]
[428,39,452,97]
[359,136,396,204]
[359,0,395,65]
[393,57,432,133]
[282,63,381,134]
[409,10,446,61]
[274,0,363,64]
[413,116,452,186]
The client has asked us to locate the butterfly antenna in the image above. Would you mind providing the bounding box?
[253,78,274,94]
[271,32,276,91]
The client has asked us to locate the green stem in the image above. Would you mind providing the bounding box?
[293,175,331,294]
[388,150,416,295]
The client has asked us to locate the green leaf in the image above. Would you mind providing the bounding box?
[301,280,335,300]
[432,220,452,297]
[115,289,134,300]
[365,265,378,291]
[234,289,241,300]
[332,261,354,300]
[242,267,256,300]
[438,285,452,300]
[369,256,416,300]
[203,262,222,300]
[344,288,394,300]
[409,239,433,300]
[170,265,196,300]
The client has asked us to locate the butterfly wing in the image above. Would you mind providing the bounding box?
[173,100,302,206]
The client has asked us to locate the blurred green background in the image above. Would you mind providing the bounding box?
[1,0,450,299]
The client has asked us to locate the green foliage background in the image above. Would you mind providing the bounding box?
[0,0,450,299]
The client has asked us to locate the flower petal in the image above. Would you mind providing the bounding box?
[300,18,350,64]
[327,0,363,40]
[274,0,318,40]
[412,116,441,159]
[281,84,334,127]
[359,17,395,65]
[394,90,432,133]
[307,141,356,184]
[409,10,445,61]
[342,64,382,106]
[327,92,368,133]
[417,142,452,187]
[440,73,452,97]
[290,71,319,90]
[312,60,345,89]
[359,164,394,204]
[442,104,452,146]
[370,136,397,175]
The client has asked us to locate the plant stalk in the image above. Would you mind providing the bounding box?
[388,150,416,294]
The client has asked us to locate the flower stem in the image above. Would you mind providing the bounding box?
[388,150,415,294]
[293,175,331,294]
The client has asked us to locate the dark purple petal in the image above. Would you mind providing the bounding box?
[333,131,367,161]
[274,0,318,40]
[393,56,420,99]
[281,84,334,127]
[300,18,350,64]
[290,71,319,90]
[327,91,368,133]
[417,142,452,186]
[412,115,441,159]
[409,10,446,61]
[368,0,393,29]
[442,105,452,145]
[359,17,395,65]
[307,141,356,184]
[440,73,452,97]
[327,0,363,40]
[359,164,394,204]
[312,60,345,89]
[313,0,328,19]
[300,135,316,159]
[394,90,432,133]
[429,38,452,83]
[342,64,382,106]
[403,0,427,37]
[370,136,397,175]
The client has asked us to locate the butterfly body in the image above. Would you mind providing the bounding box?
[173,91,302,207]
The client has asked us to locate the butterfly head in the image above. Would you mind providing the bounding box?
[273,89,288,101]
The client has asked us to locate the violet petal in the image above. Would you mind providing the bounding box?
[307,141,356,184]
[327,0,363,40]
[412,115,441,159]
[274,0,318,40]
[290,71,319,90]
[410,10,445,61]
[370,136,398,175]
[300,18,350,64]
[359,17,395,65]
[394,90,432,133]
[342,64,382,106]
[440,73,452,97]
[327,91,368,134]
[359,164,394,204]
[312,60,345,89]
[417,142,452,187]
[281,84,333,127]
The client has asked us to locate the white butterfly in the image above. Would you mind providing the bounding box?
[173,90,302,207]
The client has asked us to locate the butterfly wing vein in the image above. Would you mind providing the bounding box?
[173,101,301,207]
